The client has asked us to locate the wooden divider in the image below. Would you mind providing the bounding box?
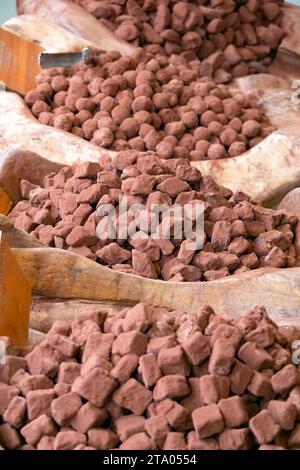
[0,231,31,346]
[0,210,300,329]
[0,28,43,95]
[0,187,12,216]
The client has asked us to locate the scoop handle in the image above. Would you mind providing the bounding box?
[38,47,95,68]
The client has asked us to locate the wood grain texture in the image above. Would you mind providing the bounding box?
[7,246,300,327]
[0,232,31,347]
[0,144,64,204]
[30,297,128,332]
[0,28,43,95]
[1,209,300,328]
[0,186,12,216]
[2,0,300,336]
[17,0,134,55]
[3,14,100,53]
[0,215,44,249]
[0,191,299,329]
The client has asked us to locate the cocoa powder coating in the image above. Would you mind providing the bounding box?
[25,47,274,160]
[0,304,299,450]
[9,155,298,281]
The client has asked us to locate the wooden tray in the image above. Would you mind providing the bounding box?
[1,76,300,206]
[2,14,102,53]
[2,0,298,335]
[1,148,300,331]
[0,94,114,166]
[6,217,300,330]
[2,2,300,205]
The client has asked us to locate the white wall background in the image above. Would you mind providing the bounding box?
[0,1,300,26]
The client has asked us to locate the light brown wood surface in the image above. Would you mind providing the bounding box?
[2,14,101,53]
[0,27,43,95]
[0,215,44,250]
[0,187,12,215]
[0,207,299,328]
[12,246,300,328]
[1,0,299,336]
[0,144,64,204]
[0,231,31,346]
[17,0,134,56]
[0,93,114,165]
[30,297,128,333]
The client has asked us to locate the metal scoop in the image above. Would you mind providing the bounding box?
[38,47,96,69]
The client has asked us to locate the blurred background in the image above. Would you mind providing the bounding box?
[0,0,300,26]
[1,1,17,23]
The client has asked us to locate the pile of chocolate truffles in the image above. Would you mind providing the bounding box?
[25,46,274,160]
[75,0,284,78]
[0,304,300,450]
[9,155,298,282]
